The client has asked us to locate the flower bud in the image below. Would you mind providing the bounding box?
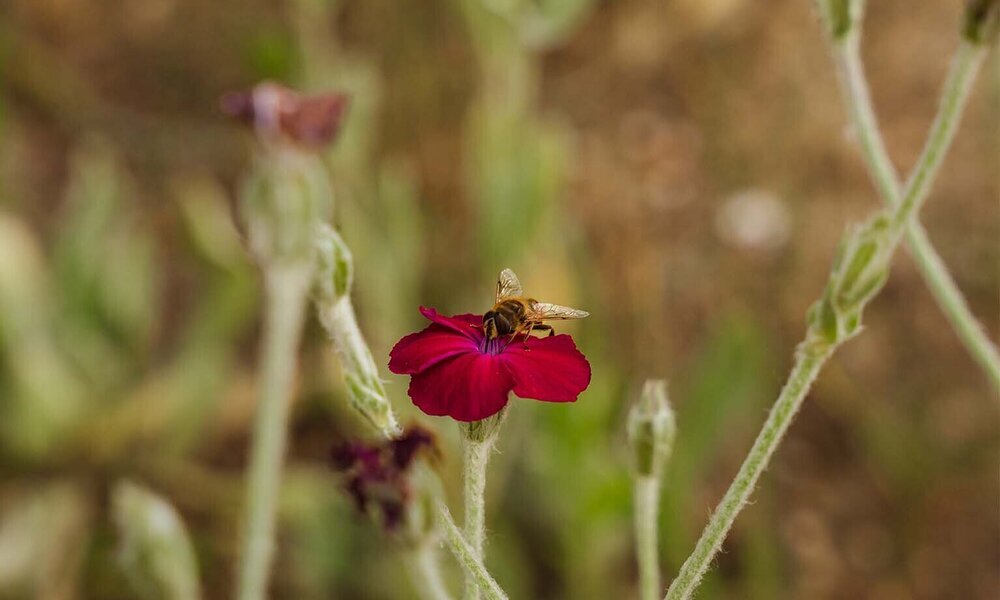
[627,380,676,478]
[240,150,332,266]
[112,481,201,600]
[817,0,863,40]
[808,213,893,343]
[313,224,354,304]
[963,0,999,44]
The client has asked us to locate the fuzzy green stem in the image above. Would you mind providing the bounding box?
[634,476,662,600]
[437,501,508,600]
[405,541,454,600]
[664,340,832,600]
[462,436,493,600]
[833,36,1000,392]
[314,225,403,437]
[891,42,985,230]
[316,293,403,437]
[236,264,312,600]
[664,39,988,600]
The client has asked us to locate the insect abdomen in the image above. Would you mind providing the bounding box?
[484,299,528,337]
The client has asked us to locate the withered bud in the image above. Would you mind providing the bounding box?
[220,82,349,148]
[964,0,999,44]
[330,425,440,533]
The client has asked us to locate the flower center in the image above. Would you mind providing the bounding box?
[479,334,506,355]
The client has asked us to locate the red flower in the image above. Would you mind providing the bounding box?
[389,307,591,422]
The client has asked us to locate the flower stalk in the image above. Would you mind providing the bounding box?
[628,380,676,600]
[436,501,509,600]
[461,439,489,580]
[404,541,453,600]
[459,415,503,600]
[314,225,402,437]
[236,147,330,600]
[664,23,991,600]
[826,10,1000,391]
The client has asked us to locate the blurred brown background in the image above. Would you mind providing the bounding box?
[0,0,997,598]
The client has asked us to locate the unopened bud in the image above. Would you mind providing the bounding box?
[627,380,676,477]
[314,224,354,304]
[112,481,201,600]
[817,0,863,40]
[808,213,893,343]
[963,0,999,44]
[240,150,332,266]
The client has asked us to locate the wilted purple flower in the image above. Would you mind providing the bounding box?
[220,82,349,148]
[330,425,439,531]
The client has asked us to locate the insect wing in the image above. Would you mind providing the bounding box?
[495,268,524,302]
[529,302,589,321]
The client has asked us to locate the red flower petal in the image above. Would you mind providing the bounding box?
[418,307,484,341]
[407,353,513,422]
[389,326,478,375]
[500,335,592,402]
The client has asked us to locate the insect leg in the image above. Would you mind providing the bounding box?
[520,322,536,348]
[484,316,498,340]
[534,324,555,337]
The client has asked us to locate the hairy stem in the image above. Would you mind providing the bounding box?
[437,501,508,600]
[405,541,454,600]
[891,42,984,229]
[664,39,988,600]
[834,38,1000,391]
[236,264,313,600]
[664,340,832,600]
[462,437,493,600]
[634,476,662,600]
[834,36,1000,392]
[316,293,403,438]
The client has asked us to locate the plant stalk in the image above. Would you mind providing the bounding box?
[236,264,313,600]
[664,39,988,600]
[634,476,662,600]
[462,436,493,600]
[437,501,508,600]
[405,541,454,600]
[833,35,1000,392]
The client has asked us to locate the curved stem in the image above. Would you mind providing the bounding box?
[405,541,454,600]
[664,39,988,600]
[236,264,312,600]
[664,340,832,600]
[462,437,492,600]
[437,502,508,600]
[902,224,1000,390]
[634,476,662,600]
[892,42,984,228]
[834,37,1000,391]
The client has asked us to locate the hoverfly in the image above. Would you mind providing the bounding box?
[483,268,589,341]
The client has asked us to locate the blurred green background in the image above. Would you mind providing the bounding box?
[0,0,997,598]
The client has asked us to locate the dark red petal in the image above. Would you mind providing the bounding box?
[389,322,479,375]
[500,335,592,402]
[418,307,485,342]
[407,353,513,422]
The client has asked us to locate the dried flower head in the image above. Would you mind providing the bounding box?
[330,426,439,532]
[220,82,349,148]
